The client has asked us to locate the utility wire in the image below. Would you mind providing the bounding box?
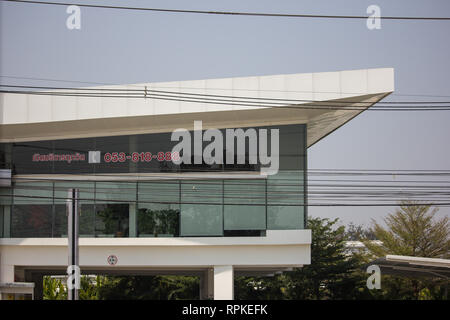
[6,173,450,206]
[1,84,448,105]
[6,169,450,179]
[3,0,450,21]
[2,88,450,111]
[2,75,450,99]
[3,194,450,207]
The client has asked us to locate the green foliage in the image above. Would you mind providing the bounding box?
[41,203,449,300]
[137,208,180,236]
[364,201,449,259]
[96,204,129,237]
[97,275,199,300]
[43,275,100,300]
[345,222,377,241]
[79,275,101,300]
[363,201,450,299]
[235,217,372,300]
[43,276,67,300]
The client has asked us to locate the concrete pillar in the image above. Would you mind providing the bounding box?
[200,268,214,300]
[213,265,234,300]
[0,264,14,282]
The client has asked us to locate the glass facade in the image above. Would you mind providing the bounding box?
[0,124,306,238]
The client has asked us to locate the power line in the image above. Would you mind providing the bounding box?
[6,174,450,206]
[8,176,450,195]
[2,88,450,111]
[2,75,450,99]
[3,0,450,21]
[4,194,450,207]
[2,84,449,105]
[6,168,450,179]
[9,177,450,190]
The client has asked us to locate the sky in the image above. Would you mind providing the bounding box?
[1,0,450,227]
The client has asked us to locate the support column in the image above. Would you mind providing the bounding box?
[200,268,214,300]
[213,265,234,300]
[0,264,14,283]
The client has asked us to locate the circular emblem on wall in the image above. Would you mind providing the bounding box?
[107,255,118,266]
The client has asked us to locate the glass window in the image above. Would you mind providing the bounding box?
[79,204,95,237]
[137,182,180,237]
[224,205,265,230]
[11,204,52,237]
[95,135,133,174]
[13,181,53,205]
[138,181,179,208]
[267,206,304,230]
[181,180,222,204]
[267,171,305,206]
[0,206,3,238]
[137,132,179,173]
[95,204,129,237]
[12,141,54,175]
[11,181,52,237]
[224,179,266,230]
[53,181,96,237]
[137,206,180,237]
[0,186,12,206]
[0,143,12,169]
[53,138,92,174]
[54,181,95,205]
[95,181,136,204]
[53,204,67,238]
[180,204,223,236]
[266,168,305,231]
[180,180,223,236]
[3,123,307,237]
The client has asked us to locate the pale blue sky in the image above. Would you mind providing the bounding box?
[1,0,450,227]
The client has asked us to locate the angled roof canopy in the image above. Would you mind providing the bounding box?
[0,68,394,144]
[370,255,450,280]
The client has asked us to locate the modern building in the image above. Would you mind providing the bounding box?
[0,68,394,300]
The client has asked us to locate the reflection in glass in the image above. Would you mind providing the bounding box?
[137,208,180,237]
[11,205,52,237]
[95,204,129,237]
[180,204,223,236]
[267,206,304,230]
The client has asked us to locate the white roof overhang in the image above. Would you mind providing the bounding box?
[0,68,394,145]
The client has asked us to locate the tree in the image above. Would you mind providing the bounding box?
[43,276,66,300]
[364,201,449,258]
[286,217,370,299]
[364,201,450,300]
[345,222,377,241]
[235,217,371,300]
[97,275,199,300]
[43,275,100,300]
[79,275,100,300]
